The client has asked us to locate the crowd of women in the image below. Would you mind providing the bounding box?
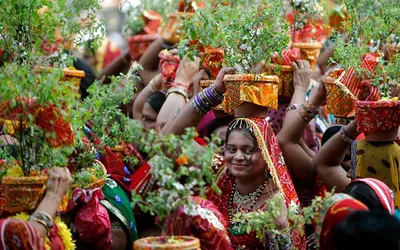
[2,1,400,250]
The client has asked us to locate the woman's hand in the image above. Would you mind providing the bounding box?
[174,56,201,88]
[292,60,311,91]
[192,70,209,96]
[212,67,237,94]
[149,73,166,91]
[273,196,289,231]
[45,167,72,200]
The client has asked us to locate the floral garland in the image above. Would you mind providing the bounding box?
[12,212,76,250]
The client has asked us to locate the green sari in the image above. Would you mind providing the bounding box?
[101,178,137,249]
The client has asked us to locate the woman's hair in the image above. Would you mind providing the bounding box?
[225,120,257,149]
[343,182,385,211]
[206,116,234,139]
[146,91,166,114]
[321,126,341,145]
[333,211,400,250]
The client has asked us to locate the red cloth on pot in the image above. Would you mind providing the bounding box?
[142,10,162,35]
[355,100,400,133]
[159,49,180,84]
[341,52,381,101]
[286,13,331,43]
[69,188,112,250]
[272,48,301,66]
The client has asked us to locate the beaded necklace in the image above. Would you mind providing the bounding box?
[228,180,267,236]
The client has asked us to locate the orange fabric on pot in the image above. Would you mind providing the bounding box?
[223,74,279,113]
[35,105,74,148]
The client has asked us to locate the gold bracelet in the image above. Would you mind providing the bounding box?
[29,211,54,233]
[29,218,50,235]
[166,87,189,102]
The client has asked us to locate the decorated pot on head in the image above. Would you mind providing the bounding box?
[223,74,279,114]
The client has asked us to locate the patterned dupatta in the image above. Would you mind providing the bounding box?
[208,117,305,249]
[241,117,305,249]
[315,193,369,250]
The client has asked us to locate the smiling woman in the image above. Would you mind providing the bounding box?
[206,117,305,249]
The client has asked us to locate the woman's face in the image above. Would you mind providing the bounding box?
[141,102,158,129]
[224,130,266,181]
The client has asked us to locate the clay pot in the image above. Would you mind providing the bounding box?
[134,236,200,250]
[61,68,85,93]
[292,42,323,69]
[2,175,48,214]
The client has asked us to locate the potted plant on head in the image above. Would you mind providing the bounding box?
[285,0,331,69]
[0,64,84,250]
[80,67,144,171]
[129,124,220,249]
[0,0,104,87]
[0,63,84,215]
[179,0,290,117]
[123,0,165,62]
[329,0,400,141]
[159,0,203,47]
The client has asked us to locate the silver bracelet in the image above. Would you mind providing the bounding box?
[339,126,354,144]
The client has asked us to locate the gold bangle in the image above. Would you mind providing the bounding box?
[166,87,189,102]
[38,211,53,222]
[29,211,54,234]
[29,218,50,234]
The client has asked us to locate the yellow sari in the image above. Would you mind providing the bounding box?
[356,139,400,208]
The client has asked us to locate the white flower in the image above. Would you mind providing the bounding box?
[240,44,249,51]
[172,182,185,191]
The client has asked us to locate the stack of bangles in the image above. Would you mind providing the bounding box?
[286,101,319,124]
[166,82,189,101]
[28,211,54,236]
[192,86,224,116]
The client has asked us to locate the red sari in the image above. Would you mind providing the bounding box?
[207,117,305,249]
[130,118,306,249]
